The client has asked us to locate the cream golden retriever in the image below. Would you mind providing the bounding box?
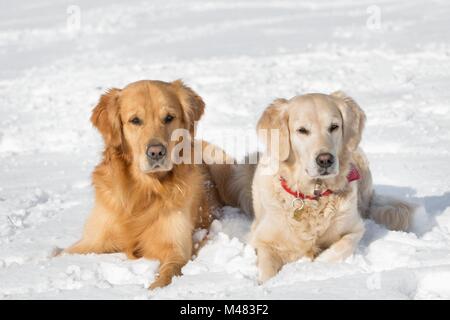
[210,91,415,283]
[64,80,221,289]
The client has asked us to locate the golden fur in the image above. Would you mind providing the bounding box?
[64,80,221,289]
[63,81,415,287]
[212,92,415,282]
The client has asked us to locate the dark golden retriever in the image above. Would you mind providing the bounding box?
[64,80,221,289]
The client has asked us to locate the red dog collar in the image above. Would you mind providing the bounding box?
[280,165,360,200]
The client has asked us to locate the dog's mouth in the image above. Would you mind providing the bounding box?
[140,157,173,174]
[318,172,335,179]
[306,168,338,179]
[146,163,173,173]
[320,169,333,176]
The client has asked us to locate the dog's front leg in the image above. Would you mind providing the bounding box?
[149,254,188,290]
[315,226,365,263]
[144,234,192,290]
[63,203,124,256]
[256,245,284,284]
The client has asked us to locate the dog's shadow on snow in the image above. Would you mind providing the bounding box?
[374,184,450,236]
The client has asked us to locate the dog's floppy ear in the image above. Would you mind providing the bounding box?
[172,80,205,134]
[91,88,122,147]
[257,98,290,161]
[331,91,366,151]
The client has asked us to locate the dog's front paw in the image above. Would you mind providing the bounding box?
[51,247,64,257]
[257,269,277,285]
[149,275,171,290]
[315,249,343,263]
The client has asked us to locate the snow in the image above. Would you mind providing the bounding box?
[1,0,450,299]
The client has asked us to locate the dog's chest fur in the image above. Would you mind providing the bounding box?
[275,185,352,260]
[288,197,337,239]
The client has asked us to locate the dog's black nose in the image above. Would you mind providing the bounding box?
[147,144,167,161]
[316,153,335,168]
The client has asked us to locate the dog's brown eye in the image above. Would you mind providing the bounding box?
[130,117,142,125]
[329,124,339,132]
[164,114,174,124]
[297,127,309,135]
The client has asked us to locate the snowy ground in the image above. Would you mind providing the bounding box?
[1,0,450,299]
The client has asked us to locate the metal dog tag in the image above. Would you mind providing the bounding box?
[292,198,305,220]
